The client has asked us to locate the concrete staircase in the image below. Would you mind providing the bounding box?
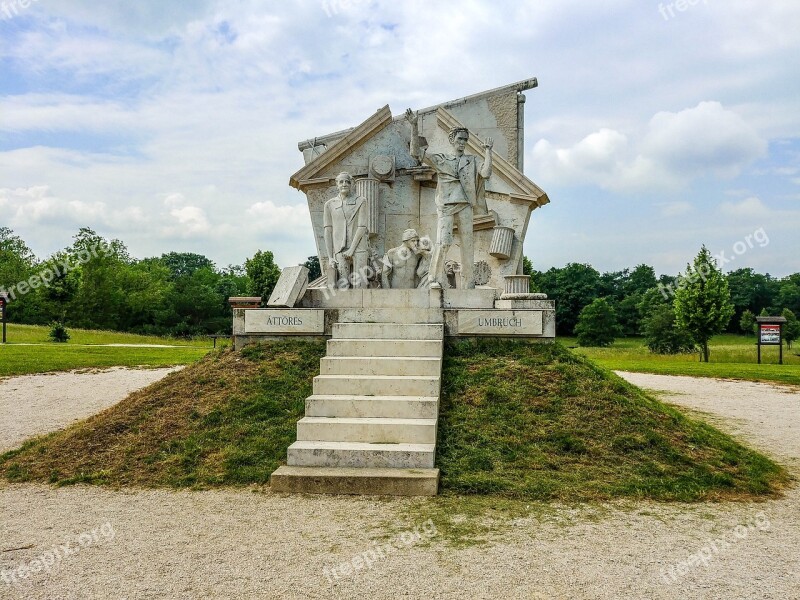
[270,323,443,496]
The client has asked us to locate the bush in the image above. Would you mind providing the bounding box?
[49,322,70,343]
[642,305,695,354]
[575,297,620,347]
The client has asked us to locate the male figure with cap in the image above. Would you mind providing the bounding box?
[405,108,493,289]
[323,172,369,289]
[381,229,422,289]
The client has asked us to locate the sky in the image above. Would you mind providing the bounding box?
[1,0,798,277]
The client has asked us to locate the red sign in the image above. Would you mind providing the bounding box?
[759,324,781,345]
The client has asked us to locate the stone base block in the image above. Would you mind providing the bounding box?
[287,441,435,469]
[270,466,439,496]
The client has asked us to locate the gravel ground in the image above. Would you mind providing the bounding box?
[0,367,182,453]
[1,371,799,599]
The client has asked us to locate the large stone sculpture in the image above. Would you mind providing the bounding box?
[323,172,369,289]
[406,108,493,290]
[381,229,422,289]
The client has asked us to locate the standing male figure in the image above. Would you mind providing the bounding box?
[323,172,369,289]
[405,108,493,289]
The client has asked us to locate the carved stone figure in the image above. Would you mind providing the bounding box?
[323,172,369,289]
[415,235,433,289]
[382,229,421,289]
[406,108,493,290]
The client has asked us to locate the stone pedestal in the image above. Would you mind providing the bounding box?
[503,275,530,295]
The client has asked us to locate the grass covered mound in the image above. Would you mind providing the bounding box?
[0,341,325,487]
[437,339,789,501]
[0,338,788,501]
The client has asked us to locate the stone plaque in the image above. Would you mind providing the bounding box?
[268,265,309,307]
[458,310,543,336]
[245,309,324,334]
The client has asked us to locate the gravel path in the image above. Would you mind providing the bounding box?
[1,371,799,599]
[0,367,182,453]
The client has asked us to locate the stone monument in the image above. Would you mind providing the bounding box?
[233,78,556,496]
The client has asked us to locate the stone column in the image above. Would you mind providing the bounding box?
[356,177,380,239]
[489,226,515,260]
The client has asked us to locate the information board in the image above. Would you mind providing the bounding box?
[759,324,781,345]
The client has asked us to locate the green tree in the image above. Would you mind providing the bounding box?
[304,256,322,281]
[781,309,799,349]
[575,297,620,347]
[642,304,695,354]
[726,268,780,332]
[674,246,735,362]
[534,263,602,335]
[161,252,215,279]
[245,250,281,304]
[776,275,800,316]
[739,309,755,335]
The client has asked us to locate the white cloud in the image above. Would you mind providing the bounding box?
[719,196,771,220]
[530,102,767,192]
[658,201,693,217]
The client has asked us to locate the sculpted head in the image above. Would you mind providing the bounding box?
[401,228,420,253]
[448,127,469,153]
[335,172,354,196]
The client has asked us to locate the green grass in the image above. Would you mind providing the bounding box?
[2,323,211,346]
[0,323,213,377]
[1,339,788,507]
[564,334,800,386]
[0,341,326,487]
[436,339,788,502]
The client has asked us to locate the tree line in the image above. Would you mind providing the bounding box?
[2,226,797,348]
[528,246,800,357]
[0,227,321,337]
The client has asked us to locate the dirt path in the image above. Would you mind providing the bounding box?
[0,367,182,453]
[1,372,798,599]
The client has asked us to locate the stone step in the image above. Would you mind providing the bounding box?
[305,394,439,419]
[319,356,441,377]
[332,322,444,340]
[270,466,439,496]
[287,440,435,469]
[313,374,440,397]
[297,416,437,444]
[326,338,442,358]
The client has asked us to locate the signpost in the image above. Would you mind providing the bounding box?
[0,293,7,344]
[756,316,787,365]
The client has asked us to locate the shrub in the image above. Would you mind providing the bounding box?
[575,297,620,347]
[49,322,70,343]
[642,305,695,354]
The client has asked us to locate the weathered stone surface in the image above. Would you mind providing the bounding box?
[290,80,549,291]
[244,309,324,334]
[267,265,309,307]
[270,466,439,496]
[458,310,543,336]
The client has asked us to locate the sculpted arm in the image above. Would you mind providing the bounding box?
[480,137,494,179]
[322,202,336,269]
[405,108,422,162]
[344,200,368,257]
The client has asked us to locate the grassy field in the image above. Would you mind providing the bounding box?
[1,323,211,346]
[565,334,800,386]
[2,340,787,506]
[0,323,213,377]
